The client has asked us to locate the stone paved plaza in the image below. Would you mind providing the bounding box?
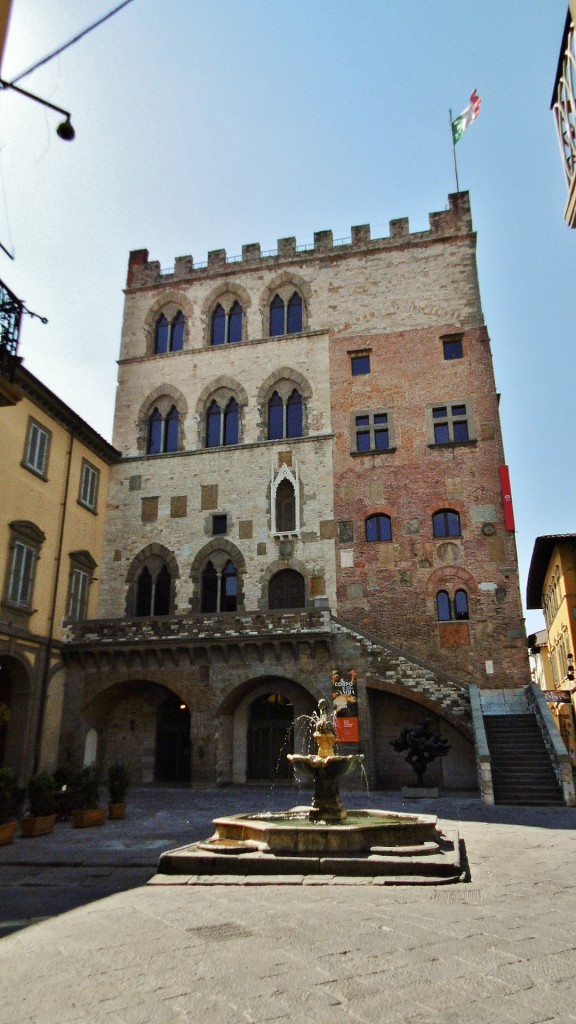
[1,787,576,1023]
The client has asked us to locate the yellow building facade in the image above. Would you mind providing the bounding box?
[527,535,576,763]
[0,365,118,782]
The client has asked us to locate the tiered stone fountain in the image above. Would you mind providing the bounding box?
[157,699,464,883]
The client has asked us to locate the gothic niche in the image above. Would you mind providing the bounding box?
[271,462,300,536]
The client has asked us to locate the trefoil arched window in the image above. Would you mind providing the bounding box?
[271,462,300,536]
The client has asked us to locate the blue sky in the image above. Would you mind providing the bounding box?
[0,0,571,636]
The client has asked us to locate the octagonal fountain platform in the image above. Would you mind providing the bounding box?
[156,701,465,884]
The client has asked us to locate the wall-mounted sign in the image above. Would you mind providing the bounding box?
[332,668,359,743]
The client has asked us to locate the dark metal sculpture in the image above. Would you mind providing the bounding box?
[391,719,450,786]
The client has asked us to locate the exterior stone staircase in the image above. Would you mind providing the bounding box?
[483,714,565,806]
[331,617,472,732]
[470,686,575,807]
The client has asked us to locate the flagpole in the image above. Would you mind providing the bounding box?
[449,108,460,192]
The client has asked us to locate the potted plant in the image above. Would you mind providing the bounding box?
[107,761,130,819]
[0,768,18,845]
[21,770,58,837]
[71,763,107,828]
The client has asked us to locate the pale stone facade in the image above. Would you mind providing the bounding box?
[61,191,528,791]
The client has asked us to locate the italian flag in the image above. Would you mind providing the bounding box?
[452,90,481,143]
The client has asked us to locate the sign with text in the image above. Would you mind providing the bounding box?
[332,669,359,743]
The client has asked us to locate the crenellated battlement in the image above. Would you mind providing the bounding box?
[126,191,473,289]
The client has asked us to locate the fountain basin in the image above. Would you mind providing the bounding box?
[210,807,439,855]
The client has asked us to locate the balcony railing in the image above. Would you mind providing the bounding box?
[63,608,332,649]
[0,278,22,378]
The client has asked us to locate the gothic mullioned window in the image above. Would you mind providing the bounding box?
[147,405,180,454]
[206,397,239,447]
[269,292,303,336]
[268,389,302,440]
[154,311,185,354]
[201,559,238,612]
[135,563,172,616]
[436,588,469,621]
[211,301,243,345]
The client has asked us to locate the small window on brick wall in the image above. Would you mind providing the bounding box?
[351,353,370,375]
[441,334,463,360]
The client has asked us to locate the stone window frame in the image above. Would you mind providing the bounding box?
[189,539,246,614]
[350,407,396,455]
[143,293,193,357]
[125,544,180,617]
[2,520,46,619]
[257,367,312,443]
[66,550,97,622]
[441,333,464,361]
[201,285,251,348]
[268,289,304,337]
[22,418,51,479]
[153,310,186,354]
[196,376,248,450]
[136,385,188,456]
[78,459,100,513]
[260,273,311,339]
[270,461,300,538]
[427,400,475,447]
[350,350,371,376]
[212,514,228,536]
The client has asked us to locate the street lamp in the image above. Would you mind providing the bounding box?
[0,77,75,140]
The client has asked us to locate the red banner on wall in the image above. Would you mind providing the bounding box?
[499,465,515,532]
[332,669,359,743]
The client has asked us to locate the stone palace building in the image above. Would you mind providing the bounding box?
[59,191,529,790]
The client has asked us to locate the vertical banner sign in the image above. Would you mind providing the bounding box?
[499,465,515,532]
[332,669,359,743]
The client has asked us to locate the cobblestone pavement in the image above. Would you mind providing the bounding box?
[1,787,576,1023]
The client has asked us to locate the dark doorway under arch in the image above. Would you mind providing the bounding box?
[155,695,191,783]
[268,569,305,610]
[247,693,294,780]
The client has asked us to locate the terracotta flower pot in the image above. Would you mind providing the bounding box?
[72,807,107,829]
[20,813,57,837]
[108,802,126,820]
[0,820,17,845]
